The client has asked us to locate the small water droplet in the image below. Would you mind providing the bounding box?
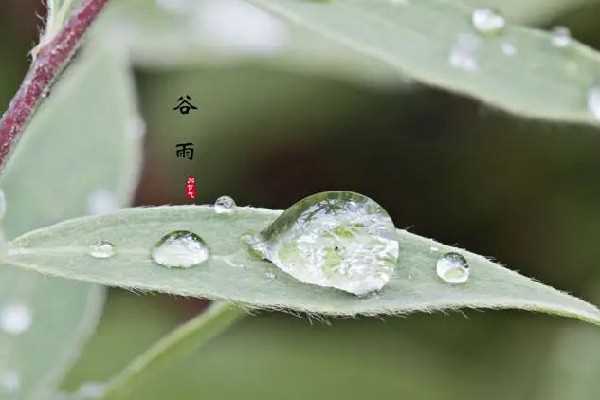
[89,241,115,259]
[449,33,481,72]
[0,303,32,335]
[588,85,600,122]
[265,271,276,280]
[471,8,505,35]
[152,231,209,268]
[429,245,440,252]
[247,192,399,296]
[436,252,470,284]
[500,42,517,56]
[214,195,236,214]
[76,381,105,399]
[551,26,572,48]
[0,370,20,394]
[87,189,119,216]
[0,189,7,220]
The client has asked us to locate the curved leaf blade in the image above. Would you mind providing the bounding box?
[2,205,599,325]
[0,43,143,399]
[246,0,600,125]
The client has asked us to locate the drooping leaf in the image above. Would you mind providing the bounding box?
[2,203,599,325]
[0,42,143,399]
[94,0,600,125]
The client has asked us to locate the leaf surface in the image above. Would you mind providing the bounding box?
[0,43,142,399]
[3,205,599,325]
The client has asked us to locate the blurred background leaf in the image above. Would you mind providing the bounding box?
[0,38,142,400]
[1,0,600,399]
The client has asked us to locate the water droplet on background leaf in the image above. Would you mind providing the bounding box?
[471,8,505,35]
[449,33,481,72]
[89,241,115,259]
[0,189,6,220]
[0,370,20,394]
[0,303,32,335]
[87,189,119,216]
[214,195,236,214]
[246,192,399,296]
[588,85,600,122]
[152,230,209,268]
[551,26,572,48]
[436,252,470,284]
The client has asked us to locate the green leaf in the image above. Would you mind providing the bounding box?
[95,0,600,125]
[3,204,600,325]
[99,302,245,400]
[0,43,142,399]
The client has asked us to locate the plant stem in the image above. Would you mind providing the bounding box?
[101,302,246,400]
[0,0,109,173]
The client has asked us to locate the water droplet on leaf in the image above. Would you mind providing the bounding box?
[89,241,115,259]
[0,303,32,335]
[214,195,236,214]
[436,252,470,284]
[449,33,481,72]
[87,189,119,216]
[247,192,399,296]
[0,370,20,394]
[472,8,505,35]
[152,230,209,268]
[588,85,600,122]
[551,26,572,47]
[500,42,517,56]
[0,189,6,220]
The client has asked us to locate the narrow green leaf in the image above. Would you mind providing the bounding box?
[246,0,600,125]
[99,302,245,400]
[0,43,143,399]
[3,205,599,325]
[95,0,600,125]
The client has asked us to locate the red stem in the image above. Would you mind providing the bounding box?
[0,0,109,171]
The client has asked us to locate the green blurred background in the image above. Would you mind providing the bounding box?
[2,1,600,399]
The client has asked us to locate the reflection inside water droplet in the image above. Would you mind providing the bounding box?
[247,192,399,296]
[0,303,32,336]
[89,241,115,259]
[152,230,209,268]
[436,252,470,284]
[214,195,236,214]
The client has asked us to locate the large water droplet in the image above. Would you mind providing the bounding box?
[551,26,572,48]
[0,303,32,335]
[449,33,481,72]
[471,8,505,35]
[152,231,209,268]
[588,85,600,122]
[436,252,470,284]
[246,192,399,296]
[89,241,115,259]
[87,189,119,216]
[0,370,20,394]
[214,195,236,214]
